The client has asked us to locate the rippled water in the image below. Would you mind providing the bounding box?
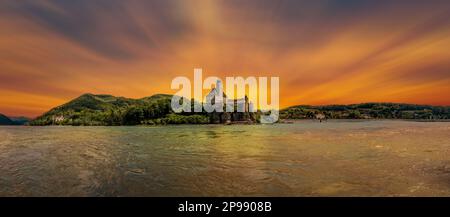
[0,120,449,196]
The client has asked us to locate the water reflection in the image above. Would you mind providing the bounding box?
[0,121,449,196]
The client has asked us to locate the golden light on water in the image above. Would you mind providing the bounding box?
[0,1,449,117]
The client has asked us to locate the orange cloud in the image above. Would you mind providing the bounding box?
[0,0,449,117]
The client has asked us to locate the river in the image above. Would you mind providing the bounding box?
[0,120,449,196]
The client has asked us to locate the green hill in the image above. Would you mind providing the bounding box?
[30,94,450,126]
[30,93,208,126]
[140,94,174,102]
[280,103,450,120]
[0,114,30,125]
[0,114,14,125]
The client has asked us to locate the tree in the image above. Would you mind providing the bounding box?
[123,106,145,125]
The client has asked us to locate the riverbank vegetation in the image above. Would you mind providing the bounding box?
[280,103,450,120]
[30,93,212,126]
[29,94,450,126]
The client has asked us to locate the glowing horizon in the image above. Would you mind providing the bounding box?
[0,0,449,117]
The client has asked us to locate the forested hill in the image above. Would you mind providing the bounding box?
[30,93,208,126]
[30,94,450,126]
[280,103,450,120]
[0,113,14,125]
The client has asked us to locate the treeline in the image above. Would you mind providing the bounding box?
[30,94,211,126]
[30,94,450,126]
[121,99,209,125]
[280,103,450,120]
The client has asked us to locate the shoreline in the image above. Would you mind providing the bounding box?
[280,118,450,123]
[2,118,450,127]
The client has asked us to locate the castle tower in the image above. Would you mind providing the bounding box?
[216,79,223,93]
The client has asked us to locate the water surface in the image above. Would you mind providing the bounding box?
[0,120,449,196]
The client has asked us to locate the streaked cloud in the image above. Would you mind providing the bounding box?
[0,0,449,117]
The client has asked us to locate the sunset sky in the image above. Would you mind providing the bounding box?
[0,0,449,117]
